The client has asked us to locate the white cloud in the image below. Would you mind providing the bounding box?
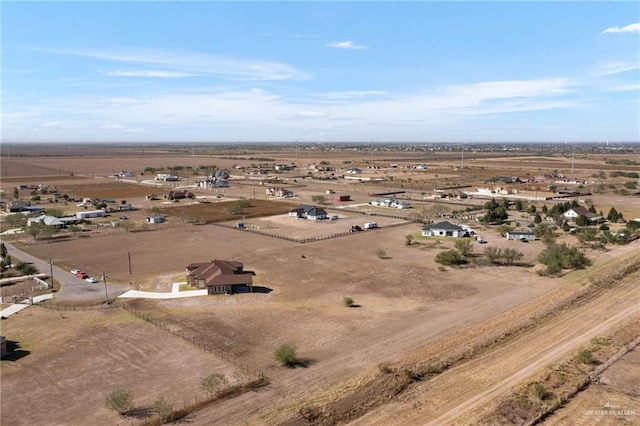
[591,61,640,77]
[40,47,310,81]
[609,83,640,92]
[109,98,141,105]
[601,23,640,35]
[42,120,79,128]
[326,41,368,50]
[102,70,198,78]
[319,90,387,99]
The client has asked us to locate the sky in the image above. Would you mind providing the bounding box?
[2,1,639,144]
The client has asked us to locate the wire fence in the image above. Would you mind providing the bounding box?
[39,299,122,311]
[120,304,265,384]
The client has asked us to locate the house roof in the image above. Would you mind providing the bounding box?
[507,231,535,236]
[186,260,252,286]
[422,221,465,231]
[564,206,597,219]
[28,214,63,226]
[291,204,327,216]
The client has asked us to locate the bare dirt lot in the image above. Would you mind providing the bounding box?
[1,146,639,425]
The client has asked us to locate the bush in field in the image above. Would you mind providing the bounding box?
[577,348,594,364]
[435,249,466,266]
[104,389,134,415]
[454,239,473,256]
[537,243,591,276]
[201,373,228,395]
[343,297,354,307]
[152,397,173,422]
[274,344,298,367]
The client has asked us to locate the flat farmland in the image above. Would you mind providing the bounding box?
[0,307,241,426]
[2,145,639,425]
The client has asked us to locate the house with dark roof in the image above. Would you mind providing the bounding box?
[289,204,328,220]
[562,206,604,223]
[185,260,253,295]
[6,201,43,214]
[421,221,467,238]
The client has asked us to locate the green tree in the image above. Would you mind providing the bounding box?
[537,243,591,275]
[541,204,548,215]
[68,225,81,238]
[13,187,19,200]
[404,234,415,246]
[502,248,524,266]
[435,249,466,266]
[575,215,590,227]
[484,247,502,264]
[228,200,250,215]
[526,205,537,214]
[274,344,298,367]
[311,194,326,204]
[454,239,474,256]
[40,225,59,240]
[514,200,524,211]
[0,242,7,259]
[533,213,542,225]
[607,207,619,222]
[104,389,135,416]
[15,261,38,275]
[201,373,228,395]
[26,224,42,241]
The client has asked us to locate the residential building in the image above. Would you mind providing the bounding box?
[185,260,253,295]
[421,221,467,238]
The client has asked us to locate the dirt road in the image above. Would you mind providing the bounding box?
[351,267,640,426]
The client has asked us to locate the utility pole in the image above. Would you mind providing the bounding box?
[102,272,109,304]
[128,252,132,275]
[49,259,54,290]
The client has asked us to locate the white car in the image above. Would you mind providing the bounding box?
[70,268,80,275]
[85,277,99,283]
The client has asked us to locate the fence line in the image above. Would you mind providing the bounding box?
[39,300,122,311]
[120,304,265,384]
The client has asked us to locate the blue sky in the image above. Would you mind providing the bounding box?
[2,1,639,143]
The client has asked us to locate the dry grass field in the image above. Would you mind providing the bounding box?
[1,145,639,425]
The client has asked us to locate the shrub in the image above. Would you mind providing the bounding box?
[104,389,134,415]
[577,348,594,364]
[405,234,415,246]
[152,397,173,422]
[454,239,473,256]
[375,248,387,259]
[534,382,551,400]
[274,344,298,367]
[435,249,466,266]
[201,373,227,395]
[343,297,354,307]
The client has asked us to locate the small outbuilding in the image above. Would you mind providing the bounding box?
[146,216,166,224]
[506,231,536,241]
[75,210,105,220]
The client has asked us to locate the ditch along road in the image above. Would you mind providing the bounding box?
[351,252,640,426]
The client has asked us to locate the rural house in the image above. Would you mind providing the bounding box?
[165,190,194,200]
[562,206,604,224]
[75,210,106,220]
[27,214,65,228]
[6,201,43,214]
[289,205,328,220]
[421,221,467,238]
[506,231,536,241]
[185,260,253,295]
[146,216,166,224]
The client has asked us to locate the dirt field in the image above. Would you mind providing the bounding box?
[1,145,639,425]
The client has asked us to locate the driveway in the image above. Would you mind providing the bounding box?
[4,243,130,302]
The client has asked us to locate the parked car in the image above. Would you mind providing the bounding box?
[330,215,339,221]
[350,225,363,232]
[119,215,128,220]
[477,237,487,244]
[364,222,378,229]
[70,268,80,275]
[520,237,529,243]
[75,271,88,279]
[85,277,99,283]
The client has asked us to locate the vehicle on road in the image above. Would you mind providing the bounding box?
[70,268,80,275]
[75,271,88,279]
[85,277,99,283]
[477,237,487,244]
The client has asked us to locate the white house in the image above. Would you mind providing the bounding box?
[27,215,64,227]
[506,231,536,241]
[345,168,362,174]
[146,216,166,224]
[75,210,105,220]
[289,205,328,220]
[562,206,603,223]
[421,221,467,238]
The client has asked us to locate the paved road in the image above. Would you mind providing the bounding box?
[4,243,130,302]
